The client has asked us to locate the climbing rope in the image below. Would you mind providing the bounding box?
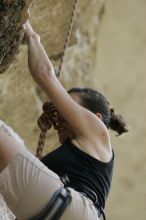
[36,0,78,159]
[58,0,78,77]
[36,102,61,159]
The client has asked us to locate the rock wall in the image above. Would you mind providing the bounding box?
[0,0,105,152]
[0,0,33,73]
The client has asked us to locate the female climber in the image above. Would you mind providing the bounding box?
[0,21,128,220]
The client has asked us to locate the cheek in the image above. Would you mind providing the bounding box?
[69,93,82,105]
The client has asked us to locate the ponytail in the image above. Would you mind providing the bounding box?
[109,108,129,136]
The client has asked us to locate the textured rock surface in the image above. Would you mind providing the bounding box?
[0,0,33,73]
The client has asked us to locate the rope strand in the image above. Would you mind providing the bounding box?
[58,0,78,76]
[36,130,47,159]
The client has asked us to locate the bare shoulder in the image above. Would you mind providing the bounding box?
[72,122,113,163]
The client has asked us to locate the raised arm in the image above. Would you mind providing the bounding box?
[24,22,109,145]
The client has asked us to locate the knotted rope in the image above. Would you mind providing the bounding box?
[36,0,78,159]
[36,102,60,159]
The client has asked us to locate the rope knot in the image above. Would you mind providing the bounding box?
[36,102,62,159]
[37,102,61,131]
[37,102,52,131]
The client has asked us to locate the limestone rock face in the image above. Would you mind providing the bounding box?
[0,0,33,73]
[0,0,105,150]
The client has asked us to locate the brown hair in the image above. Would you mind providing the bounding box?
[68,87,129,136]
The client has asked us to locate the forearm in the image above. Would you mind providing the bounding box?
[27,34,55,82]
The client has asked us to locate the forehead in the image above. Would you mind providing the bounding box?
[69,92,81,104]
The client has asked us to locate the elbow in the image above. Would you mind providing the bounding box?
[34,64,55,81]
[32,64,55,87]
[36,63,54,76]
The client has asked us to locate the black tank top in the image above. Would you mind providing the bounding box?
[41,138,114,209]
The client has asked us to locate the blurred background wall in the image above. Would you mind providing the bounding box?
[96,0,146,219]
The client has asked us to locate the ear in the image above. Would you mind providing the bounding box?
[95,112,102,120]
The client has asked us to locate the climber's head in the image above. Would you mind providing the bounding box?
[68,87,129,136]
[56,87,128,144]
